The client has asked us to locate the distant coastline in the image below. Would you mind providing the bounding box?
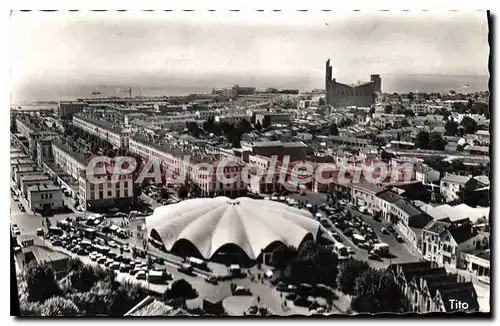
[11,74,489,104]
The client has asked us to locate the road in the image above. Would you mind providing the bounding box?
[318,205,422,269]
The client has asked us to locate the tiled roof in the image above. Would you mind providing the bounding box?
[448,223,478,244]
[424,220,451,234]
[441,174,471,184]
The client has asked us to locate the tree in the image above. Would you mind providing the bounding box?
[133,184,142,198]
[384,105,393,114]
[177,184,189,199]
[444,121,459,136]
[25,262,62,302]
[270,245,298,269]
[282,241,339,288]
[337,259,371,295]
[453,102,467,114]
[40,296,80,316]
[415,131,430,149]
[400,119,411,127]
[159,188,170,199]
[20,300,42,316]
[429,132,447,151]
[163,279,198,300]
[351,268,409,314]
[460,116,478,135]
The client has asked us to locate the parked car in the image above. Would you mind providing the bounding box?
[18,204,25,212]
[381,227,390,235]
[36,228,44,236]
[396,234,405,243]
[205,275,218,285]
[136,271,147,280]
[107,240,118,248]
[368,250,381,261]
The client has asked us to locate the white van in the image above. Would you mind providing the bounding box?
[352,234,366,244]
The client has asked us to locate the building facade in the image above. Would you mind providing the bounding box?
[325,59,381,107]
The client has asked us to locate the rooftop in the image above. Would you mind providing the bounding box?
[441,174,471,185]
[52,139,91,165]
[27,184,61,193]
[74,113,124,134]
[377,190,403,203]
[20,174,50,182]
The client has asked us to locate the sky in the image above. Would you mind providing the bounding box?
[10,11,490,102]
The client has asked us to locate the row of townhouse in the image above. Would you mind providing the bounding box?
[10,147,65,212]
[73,113,131,149]
[388,261,479,313]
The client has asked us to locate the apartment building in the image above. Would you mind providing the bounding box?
[73,114,131,149]
[422,219,485,268]
[440,174,478,203]
[129,135,248,197]
[52,139,133,208]
[19,174,52,197]
[27,184,64,212]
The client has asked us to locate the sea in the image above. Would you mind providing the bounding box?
[11,74,490,106]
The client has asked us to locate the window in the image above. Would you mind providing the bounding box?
[90,184,95,190]
[99,184,103,190]
[116,190,120,198]
[91,192,95,200]
[124,182,128,188]
[108,191,112,197]
[99,191,103,199]
[124,189,128,197]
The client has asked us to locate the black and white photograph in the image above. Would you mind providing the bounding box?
[9,10,491,316]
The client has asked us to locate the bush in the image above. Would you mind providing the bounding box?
[337,259,370,295]
[163,279,198,300]
[40,296,80,316]
[25,262,62,302]
[20,300,42,316]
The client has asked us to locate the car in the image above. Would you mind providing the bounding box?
[76,206,84,212]
[13,195,19,201]
[205,275,218,285]
[106,240,118,248]
[396,235,405,243]
[89,254,97,261]
[77,248,88,256]
[13,227,21,235]
[52,239,62,246]
[18,204,25,212]
[71,245,80,253]
[97,256,107,264]
[233,286,252,296]
[111,262,120,270]
[105,258,114,267]
[136,271,147,280]
[368,251,381,261]
[119,263,131,273]
[36,228,44,236]
[129,268,140,276]
[381,227,390,235]
[347,246,355,254]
